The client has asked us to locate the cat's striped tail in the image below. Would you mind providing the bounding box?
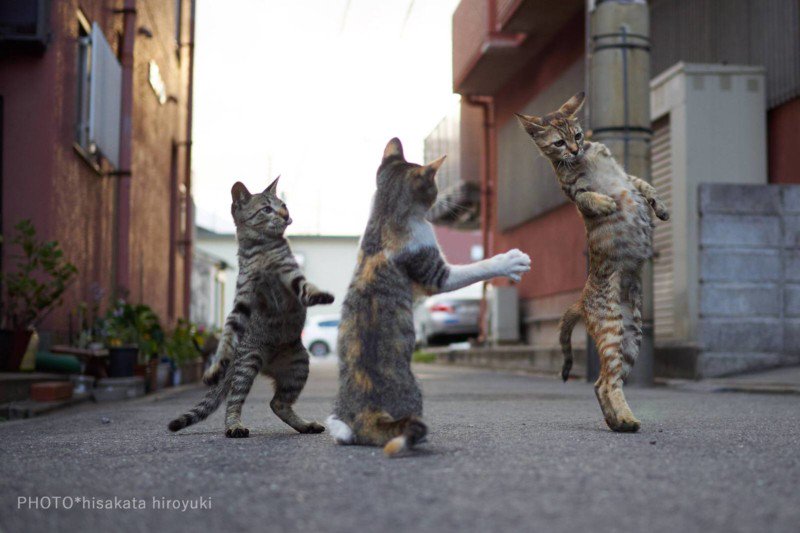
[558,302,583,382]
[168,360,231,432]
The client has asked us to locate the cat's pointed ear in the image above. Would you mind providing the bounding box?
[558,91,585,117]
[515,113,545,136]
[424,155,446,176]
[264,175,280,195]
[382,137,405,162]
[231,181,252,204]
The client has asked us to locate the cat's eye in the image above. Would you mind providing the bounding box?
[575,132,583,141]
[262,206,273,213]
[553,140,566,147]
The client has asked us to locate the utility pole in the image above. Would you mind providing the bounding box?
[588,0,654,385]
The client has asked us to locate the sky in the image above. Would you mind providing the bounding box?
[192,0,462,235]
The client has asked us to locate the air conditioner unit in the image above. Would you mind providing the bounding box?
[0,0,50,52]
[650,63,766,347]
[489,285,519,344]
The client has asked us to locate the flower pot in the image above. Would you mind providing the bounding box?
[179,360,204,384]
[0,329,33,372]
[156,362,171,390]
[108,346,138,377]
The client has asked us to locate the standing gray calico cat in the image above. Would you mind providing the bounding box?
[516,92,670,432]
[169,178,334,437]
[326,138,531,456]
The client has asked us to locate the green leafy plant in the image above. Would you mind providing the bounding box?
[73,283,106,348]
[165,319,202,366]
[100,301,164,361]
[0,220,78,330]
[412,350,437,364]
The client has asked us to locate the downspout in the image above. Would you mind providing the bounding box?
[167,140,178,321]
[466,95,496,345]
[181,0,197,318]
[115,0,136,298]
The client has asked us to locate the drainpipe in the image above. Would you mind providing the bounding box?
[115,0,136,298]
[485,0,526,51]
[167,140,179,321]
[181,0,197,319]
[466,95,495,345]
[589,0,653,385]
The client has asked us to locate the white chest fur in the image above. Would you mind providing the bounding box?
[404,217,439,254]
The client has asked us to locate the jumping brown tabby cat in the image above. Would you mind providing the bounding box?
[516,92,670,433]
[326,138,531,455]
[169,178,334,437]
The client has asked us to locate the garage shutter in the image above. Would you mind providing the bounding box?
[651,116,674,342]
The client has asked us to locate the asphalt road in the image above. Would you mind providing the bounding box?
[1,361,799,533]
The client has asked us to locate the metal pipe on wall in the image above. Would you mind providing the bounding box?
[466,95,495,345]
[115,0,136,298]
[167,140,179,321]
[181,0,197,319]
[588,0,654,385]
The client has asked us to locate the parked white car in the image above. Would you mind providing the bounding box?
[302,314,340,357]
[414,283,483,346]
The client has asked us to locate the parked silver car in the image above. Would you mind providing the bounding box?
[414,284,482,346]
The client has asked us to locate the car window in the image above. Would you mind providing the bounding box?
[318,320,339,328]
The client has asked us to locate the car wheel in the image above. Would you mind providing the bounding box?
[309,341,330,357]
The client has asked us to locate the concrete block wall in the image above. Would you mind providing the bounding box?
[698,184,800,377]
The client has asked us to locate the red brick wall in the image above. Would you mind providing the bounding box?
[767,97,800,184]
[490,12,586,300]
[0,0,191,338]
[435,226,482,265]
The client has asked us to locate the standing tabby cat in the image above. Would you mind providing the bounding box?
[326,138,531,455]
[516,92,670,432]
[169,178,334,437]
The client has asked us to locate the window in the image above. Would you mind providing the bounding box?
[318,320,340,328]
[74,15,121,168]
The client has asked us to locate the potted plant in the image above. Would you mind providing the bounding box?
[165,320,203,385]
[0,220,77,371]
[101,303,139,377]
[101,301,164,378]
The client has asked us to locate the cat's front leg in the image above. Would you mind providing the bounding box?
[575,191,617,217]
[440,249,531,291]
[627,174,670,221]
[488,249,532,282]
[300,281,335,307]
[283,270,334,307]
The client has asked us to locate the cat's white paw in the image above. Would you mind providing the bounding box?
[326,415,354,444]
[493,249,531,282]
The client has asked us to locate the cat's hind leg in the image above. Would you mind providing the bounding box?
[325,415,355,444]
[354,410,427,457]
[585,277,640,432]
[224,350,262,438]
[620,273,643,381]
[267,343,324,434]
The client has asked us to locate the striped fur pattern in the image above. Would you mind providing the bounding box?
[517,92,670,433]
[328,138,531,456]
[169,178,334,437]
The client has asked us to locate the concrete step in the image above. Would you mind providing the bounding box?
[0,373,70,403]
[426,345,588,379]
[0,392,92,420]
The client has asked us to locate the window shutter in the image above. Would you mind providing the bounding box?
[89,22,122,168]
[652,116,674,341]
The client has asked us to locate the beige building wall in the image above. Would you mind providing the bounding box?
[195,228,360,323]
